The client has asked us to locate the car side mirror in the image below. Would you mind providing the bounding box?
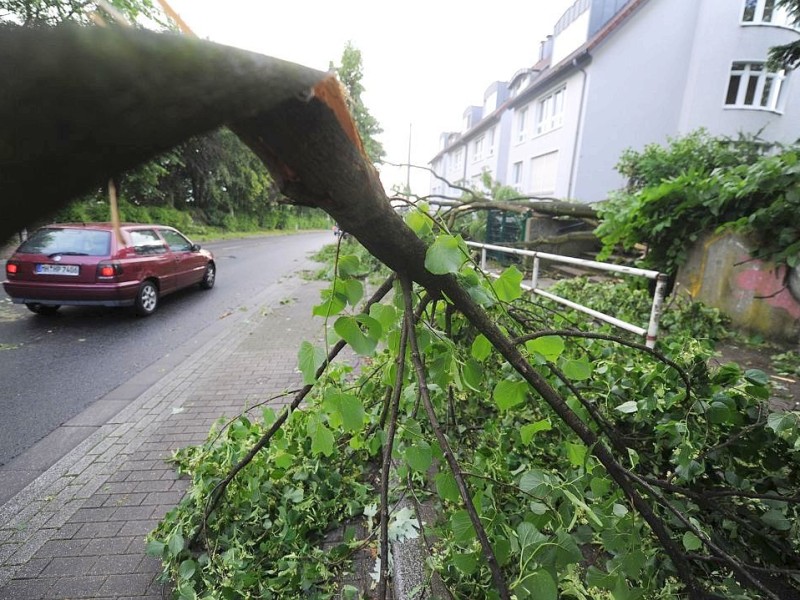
[191,243,201,252]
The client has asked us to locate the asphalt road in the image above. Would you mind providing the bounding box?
[0,231,331,467]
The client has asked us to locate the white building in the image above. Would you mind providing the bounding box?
[429,0,800,203]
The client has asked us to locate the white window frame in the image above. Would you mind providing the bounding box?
[536,86,566,135]
[488,127,495,156]
[511,161,523,191]
[741,0,794,26]
[724,61,785,111]
[473,136,484,162]
[516,107,528,142]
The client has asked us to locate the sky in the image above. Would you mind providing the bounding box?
[169,0,576,195]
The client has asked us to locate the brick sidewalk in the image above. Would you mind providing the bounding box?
[0,274,331,599]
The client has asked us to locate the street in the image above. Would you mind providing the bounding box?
[0,231,331,467]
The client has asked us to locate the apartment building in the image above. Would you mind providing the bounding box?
[429,0,800,203]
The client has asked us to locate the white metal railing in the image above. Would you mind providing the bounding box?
[466,241,669,348]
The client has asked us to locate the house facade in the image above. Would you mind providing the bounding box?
[429,0,800,203]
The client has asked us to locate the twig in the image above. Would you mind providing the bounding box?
[377,281,410,600]
[624,470,780,599]
[514,329,693,403]
[189,274,395,550]
[401,277,512,600]
[547,362,630,457]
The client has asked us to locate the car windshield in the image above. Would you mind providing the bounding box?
[17,228,111,257]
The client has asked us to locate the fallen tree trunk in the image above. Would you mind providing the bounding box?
[2,25,778,599]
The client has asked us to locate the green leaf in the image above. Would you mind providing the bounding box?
[615,400,639,414]
[562,356,593,381]
[566,443,587,467]
[451,552,478,574]
[471,334,492,361]
[761,509,792,530]
[168,532,185,557]
[520,419,552,444]
[309,421,335,457]
[369,303,397,331]
[494,265,523,302]
[515,569,557,600]
[334,315,382,356]
[337,254,361,277]
[343,279,364,306]
[462,359,483,392]
[406,209,432,236]
[520,470,549,495]
[404,442,433,472]
[494,378,528,411]
[312,286,347,317]
[562,488,604,527]
[682,531,703,551]
[424,234,466,274]
[525,336,565,361]
[744,368,769,385]
[324,391,365,432]
[435,472,460,503]
[297,341,326,385]
[517,521,547,550]
[145,539,166,557]
[449,510,476,544]
[767,412,794,435]
[178,559,197,579]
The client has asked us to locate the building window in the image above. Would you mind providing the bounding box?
[725,62,784,110]
[530,152,558,195]
[473,136,484,162]
[742,0,793,25]
[517,107,528,142]
[536,87,566,135]
[511,161,523,190]
[451,148,463,173]
[488,127,495,155]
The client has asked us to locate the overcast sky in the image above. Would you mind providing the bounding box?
[169,0,576,195]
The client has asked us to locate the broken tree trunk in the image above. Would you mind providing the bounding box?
[0,25,709,597]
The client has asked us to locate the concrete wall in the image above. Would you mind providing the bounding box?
[677,232,800,343]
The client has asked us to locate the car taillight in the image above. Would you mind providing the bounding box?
[96,261,123,279]
[6,263,18,275]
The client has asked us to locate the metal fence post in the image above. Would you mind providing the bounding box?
[481,248,487,271]
[646,274,669,348]
[531,256,540,290]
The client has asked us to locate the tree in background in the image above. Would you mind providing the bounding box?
[331,42,385,164]
[0,0,169,27]
[771,0,800,67]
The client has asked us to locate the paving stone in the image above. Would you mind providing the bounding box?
[82,536,137,556]
[88,554,144,576]
[35,539,88,558]
[43,575,106,599]
[72,521,123,539]
[0,577,55,600]
[98,572,156,596]
[40,556,96,577]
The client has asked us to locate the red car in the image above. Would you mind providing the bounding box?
[3,223,216,316]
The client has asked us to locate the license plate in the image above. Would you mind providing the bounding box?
[35,264,79,276]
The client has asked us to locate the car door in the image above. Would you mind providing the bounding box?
[128,228,177,293]
[158,228,205,289]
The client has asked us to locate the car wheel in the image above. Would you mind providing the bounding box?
[25,303,60,315]
[134,281,159,317]
[199,262,216,290]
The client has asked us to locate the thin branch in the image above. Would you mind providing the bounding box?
[190,274,395,550]
[377,278,410,600]
[547,362,629,457]
[514,329,693,403]
[401,277,512,600]
[624,470,781,600]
